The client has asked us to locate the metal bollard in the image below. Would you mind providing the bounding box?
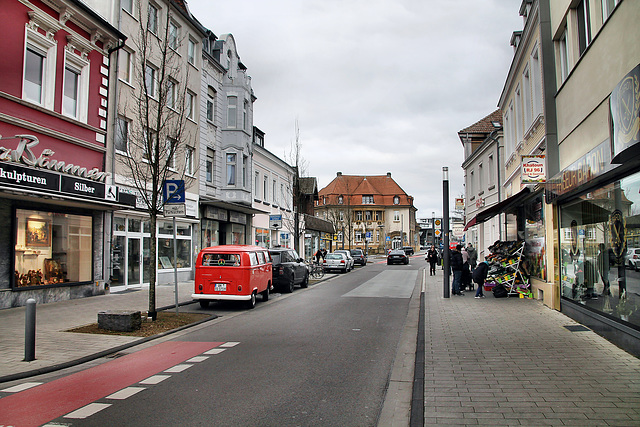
[24,298,36,362]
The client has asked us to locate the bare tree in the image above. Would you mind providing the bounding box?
[283,120,308,254]
[116,3,195,320]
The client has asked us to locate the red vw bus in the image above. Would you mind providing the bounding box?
[193,245,272,309]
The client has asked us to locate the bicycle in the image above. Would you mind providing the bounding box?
[308,261,325,279]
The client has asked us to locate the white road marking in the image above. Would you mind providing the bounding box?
[204,348,226,355]
[65,403,111,419]
[106,387,146,400]
[1,382,42,392]
[187,356,209,363]
[220,341,240,347]
[140,375,171,385]
[164,364,192,373]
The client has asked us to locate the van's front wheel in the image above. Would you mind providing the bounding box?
[246,292,257,309]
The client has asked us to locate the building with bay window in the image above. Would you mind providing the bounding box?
[0,0,133,308]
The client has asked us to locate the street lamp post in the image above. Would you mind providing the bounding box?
[443,167,450,298]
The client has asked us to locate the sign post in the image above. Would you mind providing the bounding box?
[163,180,185,314]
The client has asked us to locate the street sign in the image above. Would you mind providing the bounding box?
[164,204,186,216]
[435,229,442,237]
[163,180,185,203]
[269,214,282,229]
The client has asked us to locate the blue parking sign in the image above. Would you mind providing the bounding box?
[163,180,185,203]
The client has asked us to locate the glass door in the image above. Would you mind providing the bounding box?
[127,237,141,287]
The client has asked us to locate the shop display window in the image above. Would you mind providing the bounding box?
[158,220,193,270]
[255,228,270,248]
[524,195,546,280]
[202,219,219,248]
[559,171,640,326]
[15,209,92,287]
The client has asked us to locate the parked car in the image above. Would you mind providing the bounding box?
[350,249,367,266]
[324,252,350,273]
[333,250,355,271]
[268,248,309,293]
[402,246,415,256]
[193,245,272,309]
[387,248,409,265]
[627,248,640,271]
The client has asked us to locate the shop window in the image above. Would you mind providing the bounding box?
[15,209,92,287]
[559,171,640,327]
[255,228,270,248]
[158,221,192,269]
[523,195,546,281]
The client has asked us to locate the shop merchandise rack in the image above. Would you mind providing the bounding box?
[486,240,532,298]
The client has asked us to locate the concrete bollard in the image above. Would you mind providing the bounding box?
[24,298,36,362]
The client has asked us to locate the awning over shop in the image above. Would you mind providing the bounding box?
[200,196,269,215]
[475,187,531,224]
[463,216,476,232]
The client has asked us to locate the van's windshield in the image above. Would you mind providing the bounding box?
[202,253,241,266]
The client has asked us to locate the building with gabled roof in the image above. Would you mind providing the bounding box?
[316,172,417,254]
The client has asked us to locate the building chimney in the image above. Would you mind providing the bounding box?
[337,172,342,176]
[386,172,391,177]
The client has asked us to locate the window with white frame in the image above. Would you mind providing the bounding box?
[272,179,277,205]
[339,211,344,221]
[356,211,362,221]
[242,155,248,187]
[188,38,196,66]
[23,29,57,109]
[488,154,495,187]
[148,3,159,35]
[119,48,133,84]
[254,172,260,199]
[206,148,214,183]
[355,231,362,242]
[576,0,591,56]
[227,96,237,127]
[393,195,400,205]
[602,0,619,21]
[531,46,543,118]
[63,66,80,118]
[167,137,176,169]
[226,153,236,186]
[243,99,249,131]
[167,79,176,109]
[186,91,195,120]
[365,211,372,221]
[62,50,89,122]
[263,175,268,200]
[206,86,216,122]
[515,85,522,145]
[375,211,382,221]
[169,21,179,50]
[122,0,133,15]
[559,27,569,83]
[280,183,284,206]
[143,129,157,162]
[185,146,194,175]
[478,163,484,193]
[522,66,532,131]
[362,195,374,204]
[338,195,343,204]
[115,116,129,153]
[393,211,400,221]
[145,63,157,98]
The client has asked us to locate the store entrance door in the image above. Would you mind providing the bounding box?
[127,237,141,287]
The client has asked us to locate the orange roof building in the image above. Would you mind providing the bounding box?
[316,172,417,254]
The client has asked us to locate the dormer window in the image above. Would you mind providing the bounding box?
[338,195,343,204]
[362,195,374,204]
[393,196,400,205]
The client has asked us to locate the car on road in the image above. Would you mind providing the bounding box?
[333,250,355,271]
[268,248,309,293]
[350,249,367,266]
[387,248,409,265]
[324,252,350,273]
[402,246,415,256]
[627,248,640,271]
[193,245,272,309]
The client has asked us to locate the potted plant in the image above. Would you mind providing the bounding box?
[616,297,637,321]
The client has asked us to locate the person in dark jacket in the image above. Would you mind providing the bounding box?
[450,244,464,295]
[473,261,489,298]
[426,245,439,276]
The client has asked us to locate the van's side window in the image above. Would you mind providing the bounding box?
[249,252,258,266]
[256,251,265,265]
[263,251,271,263]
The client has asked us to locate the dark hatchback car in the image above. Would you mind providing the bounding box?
[387,249,409,265]
[268,248,309,293]
[350,249,367,266]
[402,246,415,256]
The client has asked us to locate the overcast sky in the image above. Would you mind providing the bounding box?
[187,0,524,219]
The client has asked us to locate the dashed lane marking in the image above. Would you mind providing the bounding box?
[64,403,112,419]
[220,341,240,347]
[187,356,209,363]
[204,348,226,354]
[1,382,42,393]
[106,387,146,400]
[164,364,192,373]
[139,375,171,385]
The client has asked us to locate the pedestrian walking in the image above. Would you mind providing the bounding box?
[450,244,464,295]
[472,261,489,298]
[467,243,478,270]
[426,245,439,276]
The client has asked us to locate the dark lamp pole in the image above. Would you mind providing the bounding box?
[443,167,450,298]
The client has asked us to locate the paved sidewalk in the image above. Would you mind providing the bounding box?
[0,282,198,382]
[421,269,640,426]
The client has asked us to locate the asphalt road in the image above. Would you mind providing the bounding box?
[12,258,422,427]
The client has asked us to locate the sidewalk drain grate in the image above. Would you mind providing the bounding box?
[563,325,590,332]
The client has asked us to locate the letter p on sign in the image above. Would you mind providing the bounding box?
[163,180,185,203]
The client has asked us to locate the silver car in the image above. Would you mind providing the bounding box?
[627,248,640,271]
[324,252,350,273]
[333,250,354,271]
